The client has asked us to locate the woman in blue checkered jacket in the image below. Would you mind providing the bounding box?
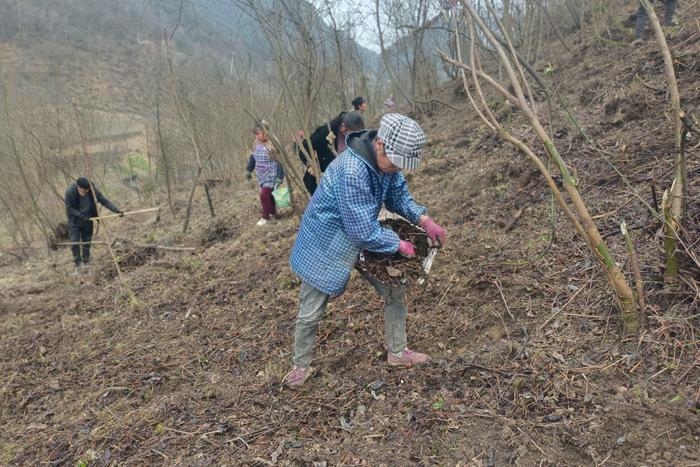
[283,114,447,387]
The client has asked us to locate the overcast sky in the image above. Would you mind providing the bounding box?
[328,0,447,53]
[327,0,381,52]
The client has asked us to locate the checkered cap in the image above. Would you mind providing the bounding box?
[377,113,426,170]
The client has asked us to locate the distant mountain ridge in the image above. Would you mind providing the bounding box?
[0,0,379,111]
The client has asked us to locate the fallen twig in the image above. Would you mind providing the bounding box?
[457,362,510,376]
[437,273,457,307]
[538,284,587,330]
[505,208,523,232]
[494,279,515,320]
[517,426,546,455]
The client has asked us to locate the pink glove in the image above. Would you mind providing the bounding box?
[420,217,446,247]
[398,240,416,258]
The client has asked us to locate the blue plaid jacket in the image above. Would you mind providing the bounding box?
[252,143,282,188]
[289,130,427,295]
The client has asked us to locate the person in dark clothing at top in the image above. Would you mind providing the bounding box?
[65,177,122,272]
[298,111,365,195]
[634,0,678,40]
[246,154,256,180]
[351,96,368,113]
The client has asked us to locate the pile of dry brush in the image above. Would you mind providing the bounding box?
[356,218,438,286]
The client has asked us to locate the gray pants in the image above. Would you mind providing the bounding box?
[292,274,408,368]
[636,0,678,38]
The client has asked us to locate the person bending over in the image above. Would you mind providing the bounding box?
[284,113,446,387]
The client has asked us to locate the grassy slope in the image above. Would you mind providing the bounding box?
[1,3,699,465]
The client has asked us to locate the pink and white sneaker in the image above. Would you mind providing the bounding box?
[387,348,429,367]
[283,366,314,387]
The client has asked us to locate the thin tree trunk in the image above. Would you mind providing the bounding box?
[538,0,570,51]
[662,189,679,283]
[375,0,414,108]
[169,59,215,231]
[0,194,32,248]
[182,166,202,234]
[621,221,645,313]
[7,135,51,250]
[565,0,581,28]
[155,96,175,216]
[640,0,684,284]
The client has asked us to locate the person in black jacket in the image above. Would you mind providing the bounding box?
[352,96,368,113]
[245,153,256,180]
[65,177,122,271]
[298,111,365,195]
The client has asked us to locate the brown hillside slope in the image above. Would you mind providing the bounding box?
[1,4,699,465]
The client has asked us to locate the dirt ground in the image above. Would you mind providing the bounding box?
[1,4,700,466]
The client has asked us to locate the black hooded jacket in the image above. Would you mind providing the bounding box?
[299,112,345,172]
[298,111,346,194]
[65,182,120,226]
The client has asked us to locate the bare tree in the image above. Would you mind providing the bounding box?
[440,0,644,334]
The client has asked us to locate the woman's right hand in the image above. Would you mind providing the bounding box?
[398,240,416,258]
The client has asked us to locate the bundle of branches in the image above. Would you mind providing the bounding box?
[112,238,161,270]
[48,222,70,251]
[200,218,238,246]
[356,219,435,286]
